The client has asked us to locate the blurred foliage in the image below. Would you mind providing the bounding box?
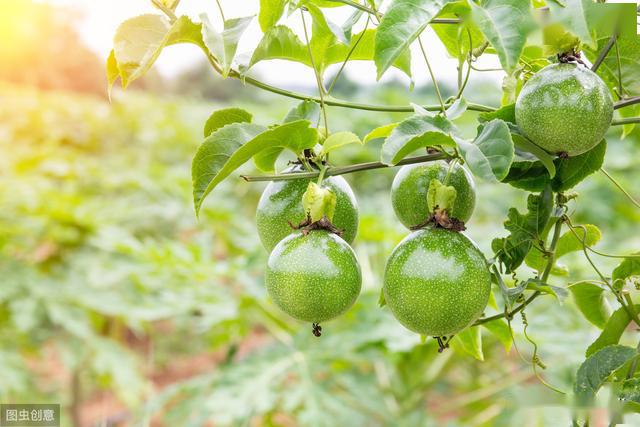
[0,73,639,426]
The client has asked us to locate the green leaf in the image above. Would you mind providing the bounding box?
[524,279,568,302]
[253,101,321,172]
[325,29,413,79]
[204,108,253,137]
[106,50,119,95]
[586,305,640,357]
[112,15,203,87]
[259,0,288,32]
[612,254,640,286]
[569,281,612,329]
[380,115,457,165]
[482,319,513,353]
[491,185,553,273]
[249,26,310,68]
[547,0,594,48]
[620,378,640,404]
[510,132,556,179]
[363,123,399,143]
[304,2,349,44]
[374,0,452,79]
[446,98,468,120]
[525,224,601,275]
[458,119,514,182]
[192,121,318,214]
[575,345,637,405]
[453,327,484,361]
[201,14,253,78]
[552,139,606,191]
[478,103,516,124]
[321,131,363,155]
[303,182,337,222]
[470,0,535,73]
[432,2,485,60]
[502,140,606,192]
[427,179,457,214]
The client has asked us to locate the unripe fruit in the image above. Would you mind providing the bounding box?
[515,63,613,156]
[383,228,491,336]
[266,231,361,323]
[391,161,476,228]
[256,167,358,251]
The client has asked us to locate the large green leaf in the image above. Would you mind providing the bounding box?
[326,29,412,78]
[249,26,311,68]
[380,114,457,165]
[321,131,363,155]
[547,0,594,49]
[453,327,484,361]
[575,345,637,405]
[363,123,399,143]
[192,121,318,214]
[259,0,288,32]
[374,0,452,79]
[249,26,411,78]
[612,254,640,287]
[595,35,640,97]
[469,0,535,73]
[112,15,203,87]
[204,108,253,137]
[433,2,485,60]
[569,281,612,329]
[586,305,640,357]
[201,14,253,78]
[482,319,513,353]
[501,140,606,192]
[458,119,514,182]
[492,185,553,273]
[525,224,601,275]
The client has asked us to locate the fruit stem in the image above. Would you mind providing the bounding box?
[241,152,451,182]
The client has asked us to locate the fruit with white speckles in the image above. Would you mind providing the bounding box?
[256,166,358,251]
[515,63,613,156]
[266,230,361,323]
[391,161,476,228]
[383,228,491,336]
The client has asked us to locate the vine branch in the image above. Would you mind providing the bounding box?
[240,152,451,182]
[325,0,460,24]
[614,97,640,110]
[591,32,617,72]
[611,117,640,126]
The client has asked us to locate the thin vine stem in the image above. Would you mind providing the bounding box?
[241,152,451,182]
[454,29,473,100]
[614,97,640,110]
[300,10,329,132]
[325,0,460,24]
[590,32,617,72]
[614,38,625,98]
[611,117,640,126]
[214,0,226,22]
[474,213,565,327]
[327,17,371,95]
[151,0,177,22]
[200,49,495,113]
[600,168,640,209]
[418,36,446,115]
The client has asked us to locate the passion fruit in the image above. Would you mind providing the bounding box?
[266,230,361,323]
[383,228,491,336]
[515,63,613,156]
[256,167,358,251]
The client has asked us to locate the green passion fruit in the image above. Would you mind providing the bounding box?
[256,167,358,252]
[391,161,476,228]
[515,63,613,156]
[266,230,362,324]
[383,228,491,337]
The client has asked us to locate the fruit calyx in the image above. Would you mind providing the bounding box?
[410,178,466,232]
[289,182,344,236]
[435,336,452,353]
[557,49,586,67]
